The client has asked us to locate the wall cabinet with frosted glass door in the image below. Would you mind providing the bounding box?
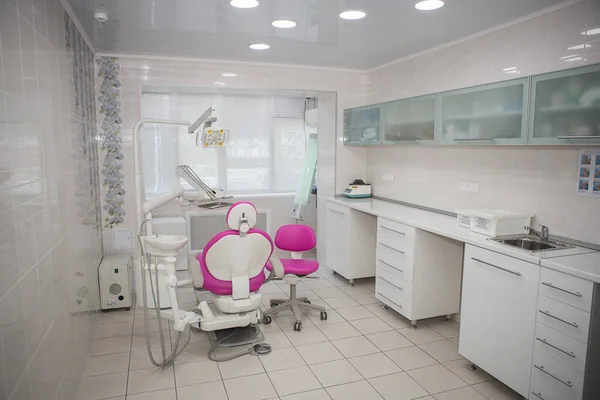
[343,104,382,145]
[381,94,436,145]
[439,78,529,145]
[529,64,600,145]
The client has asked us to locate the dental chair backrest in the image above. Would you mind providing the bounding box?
[197,201,273,302]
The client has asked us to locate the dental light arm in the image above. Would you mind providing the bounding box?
[133,111,229,238]
[188,107,216,135]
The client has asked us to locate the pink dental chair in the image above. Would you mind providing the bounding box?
[262,225,327,331]
[191,201,284,330]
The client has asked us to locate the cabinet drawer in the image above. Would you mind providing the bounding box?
[540,268,593,312]
[376,278,412,317]
[376,263,413,301]
[376,255,413,284]
[534,323,587,373]
[537,295,590,343]
[530,377,581,400]
[532,349,584,398]
[376,241,414,283]
[327,202,349,216]
[377,218,415,244]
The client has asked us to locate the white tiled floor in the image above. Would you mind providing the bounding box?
[85,269,523,400]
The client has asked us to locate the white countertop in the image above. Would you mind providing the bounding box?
[542,252,600,283]
[327,197,599,282]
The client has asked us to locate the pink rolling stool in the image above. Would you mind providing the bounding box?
[262,225,327,331]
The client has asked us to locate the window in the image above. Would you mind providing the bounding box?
[141,92,307,198]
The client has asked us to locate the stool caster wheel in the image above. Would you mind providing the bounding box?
[348,280,355,287]
[270,302,280,308]
[467,363,477,371]
[320,311,328,321]
[303,300,311,304]
[263,316,272,325]
[294,322,302,331]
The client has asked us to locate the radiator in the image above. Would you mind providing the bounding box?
[185,208,271,253]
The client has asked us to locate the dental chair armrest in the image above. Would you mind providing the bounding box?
[265,253,285,283]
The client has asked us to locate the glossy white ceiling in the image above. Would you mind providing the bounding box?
[68,0,567,69]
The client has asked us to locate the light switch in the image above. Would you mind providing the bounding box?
[113,229,134,249]
[382,173,395,182]
[459,181,479,194]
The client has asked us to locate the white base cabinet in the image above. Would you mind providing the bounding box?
[325,202,377,282]
[459,245,540,398]
[375,218,463,325]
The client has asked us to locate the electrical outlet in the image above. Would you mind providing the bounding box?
[459,181,479,194]
[382,173,395,182]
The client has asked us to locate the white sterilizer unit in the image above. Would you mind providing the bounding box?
[99,256,133,310]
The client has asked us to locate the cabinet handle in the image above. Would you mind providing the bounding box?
[378,259,404,273]
[453,138,495,142]
[541,281,582,297]
[556,136,600,139]
[531,392,547,400]
[328,209,344,216]
[381,226,406,236]
[377,292,403,309]
[539,310,579,328]
[536,337,576,358]
[379,277,403,291]
[379,243,405,254]
[471,258,522,276]
[533,364,573,388]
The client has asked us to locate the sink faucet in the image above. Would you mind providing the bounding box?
[139,218,158,237]
[529,225,549,242]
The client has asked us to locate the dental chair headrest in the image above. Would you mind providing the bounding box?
[226,201,258,234]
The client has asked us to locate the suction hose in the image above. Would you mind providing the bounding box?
[137,235,191,369]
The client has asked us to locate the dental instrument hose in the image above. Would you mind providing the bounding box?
[138,236,191,369]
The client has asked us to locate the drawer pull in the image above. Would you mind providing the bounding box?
[531,392,547,400]
[378,259,404,273]
[536,337,576,358]
[379,243,405,254]
[377,292,403,309]
[328,209,344,216]
[471,258,522,276]
[533,364,573,388]
[541,281,582,298]
[381,226,406,236]
[539,310,579,328]
[379,277,403,291]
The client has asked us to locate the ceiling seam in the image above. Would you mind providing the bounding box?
[58,0,96,53]
[94,51,369,74]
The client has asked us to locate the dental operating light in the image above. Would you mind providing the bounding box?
[188,106,229,148]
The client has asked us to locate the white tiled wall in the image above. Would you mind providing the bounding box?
[102,57,369,262]
[365,0,600,245]
[0,0,103,399]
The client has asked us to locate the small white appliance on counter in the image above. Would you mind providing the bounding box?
[343,179,372,199]
[99,256,133,310]
[456,209,533,237]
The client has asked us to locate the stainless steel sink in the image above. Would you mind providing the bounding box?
[489,235,575,252]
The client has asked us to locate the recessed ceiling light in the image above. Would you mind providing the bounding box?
[568,43,592,50]
[581,27,600,36]
[415,0,445,11]
[339,10,366,20]
[272,19,297,28]
[560,55,584,62]
[221,73,238,77]
[248,43,270,50]
[230,0,259,9]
